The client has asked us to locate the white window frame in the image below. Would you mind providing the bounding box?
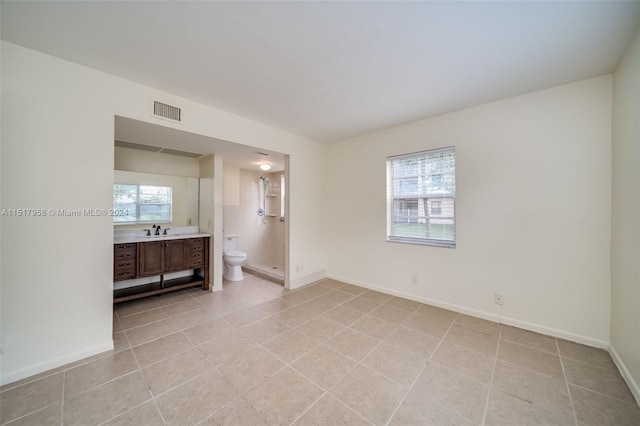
[113,183,172,225]
[386,146,456,248]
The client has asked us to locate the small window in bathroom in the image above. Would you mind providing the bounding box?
[113,184,172,224]
[386,146,455,248]
[280,174,286,218]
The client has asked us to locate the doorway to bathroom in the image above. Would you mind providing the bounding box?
[222,159,286,285]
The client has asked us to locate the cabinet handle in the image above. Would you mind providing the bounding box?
[118,272,130,276]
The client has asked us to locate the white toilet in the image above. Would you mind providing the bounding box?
[223,235,247,281]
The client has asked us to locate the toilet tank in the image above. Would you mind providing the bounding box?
[223,235,239,253]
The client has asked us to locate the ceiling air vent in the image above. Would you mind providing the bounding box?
[153,101,182,122]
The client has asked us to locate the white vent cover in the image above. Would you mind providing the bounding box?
[153,101,181,122]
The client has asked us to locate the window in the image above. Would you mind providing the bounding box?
[431,200,442,215]
[386,146,455,247]
[113,184,172,224]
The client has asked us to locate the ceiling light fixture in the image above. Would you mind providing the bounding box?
[260,163,272,171]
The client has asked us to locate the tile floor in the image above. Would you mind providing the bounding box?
[1,275,639,425]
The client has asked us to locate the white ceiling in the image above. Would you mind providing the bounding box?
[2,1,640,143]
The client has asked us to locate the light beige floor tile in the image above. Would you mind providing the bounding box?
[342,296,382,314]
[119,307,170,330]
[298,297,339,315]
[500,325,557,353]
[64,349,138,397]
[299,284,333,297]
[389,391,476,426]
[205,397,268,426]
[453,315,501,336]
[182,318,236,345]
[115,298,160,317]
[254,298,295,315]
[362,342,427,386]
[217,347,285,393]
[485,389,574,426]
[104,401,164,426]
[142,348,212,396]
[291,345,356,390]
[322,305,365,326]
[334,283,367,295]
[63,371,150,426]
[359,290,393,303]
[125,317,183,346]
[281,291,317,305]
[132,332,194,367]
[223,306,270,328]
[272,306,319,327]
[403,311,455,339]
[3,403,61,426]
[385,327,440,357]
[384,297,422,312]
[563,358,635,403]
[155,370,238,426]
[113,332,130,352]
[264,330,319,363]
[369,304,413,324]
[198,330,257,366]
[415,304,458,320]
[161,298,207,317]
[320,290,355,304]
[295,316,345,342]
[431,341,494,384]
[492,360,573,418]
[318,279,344,290]
[294,394,371,426]
[113,317,123,334]
[497,340,564,379]
[350,315,398,340]
[241,317,291,343]
[412,363,488,423]
[155,291,198,307]
[444,325,499,356]
[171,307,220,330]
[331,365,406,426]
[557,340,614,368]
[245,368,324,426]
[571,385,640,426]
[325,328,380,361]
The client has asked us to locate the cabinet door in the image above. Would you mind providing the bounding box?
[139,241,164,277]
[164,239,187,273]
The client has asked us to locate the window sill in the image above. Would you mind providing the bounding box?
[386,236,456,249]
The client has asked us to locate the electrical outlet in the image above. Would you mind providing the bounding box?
[494,293,504,305]
[411,274,418,285]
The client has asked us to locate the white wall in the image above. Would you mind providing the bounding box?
[114,146,200,177]
[611,27,640,401]
[0,41,327,384]
[326,76,613,346]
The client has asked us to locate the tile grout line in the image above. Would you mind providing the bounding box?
[556,339,580,426]
[480,324,503,426]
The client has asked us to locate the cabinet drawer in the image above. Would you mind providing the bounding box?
[188,258,204,268]
[114,243,137,251]
[114,259,136,270]
[187,238,204,251]
[114,267,136,281]
[114,250,136,260]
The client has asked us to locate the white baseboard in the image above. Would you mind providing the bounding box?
[609,344,640,405]
[289,269,327,290]
[1,341,114,386]
[327,273,609,350]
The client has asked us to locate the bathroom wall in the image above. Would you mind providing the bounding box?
[223,167,285,269]
[114,146,200,177]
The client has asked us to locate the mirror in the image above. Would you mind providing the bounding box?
[114,170,199,227]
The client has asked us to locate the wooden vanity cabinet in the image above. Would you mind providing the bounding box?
[114,236,209,303]
[138,239,186,277]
